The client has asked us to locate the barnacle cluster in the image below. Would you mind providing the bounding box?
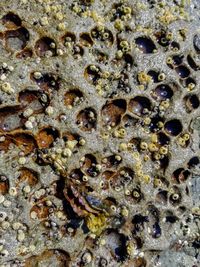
[0,0,200,266]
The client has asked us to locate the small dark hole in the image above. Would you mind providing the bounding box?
[164,119,183,136]
[135,36,156,53]
[175,65,190,79]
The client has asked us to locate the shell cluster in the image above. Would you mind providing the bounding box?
[0,0,200,266]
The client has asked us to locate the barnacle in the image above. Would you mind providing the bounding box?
[0,0,199,266]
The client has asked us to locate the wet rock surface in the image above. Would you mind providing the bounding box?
[0,0,199,266]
